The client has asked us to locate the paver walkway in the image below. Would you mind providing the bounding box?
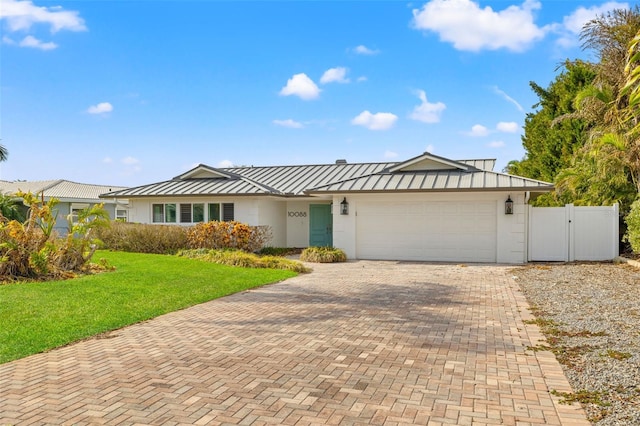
[1,261,589,425]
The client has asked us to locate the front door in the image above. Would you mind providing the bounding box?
[309,204,333,247]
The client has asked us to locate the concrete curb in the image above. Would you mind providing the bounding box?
[614,256,640,268]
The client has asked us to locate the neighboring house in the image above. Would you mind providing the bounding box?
[102,152,554,264]
[0,180,128,235]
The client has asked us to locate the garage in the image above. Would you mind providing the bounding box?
[356,199,497,262]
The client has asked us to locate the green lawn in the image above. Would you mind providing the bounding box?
[0,250,297,364]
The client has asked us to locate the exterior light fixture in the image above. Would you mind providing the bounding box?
[340,197,349,215]
[505,195,514,215]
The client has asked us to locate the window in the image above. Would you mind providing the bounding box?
[207,203,234,221]
[116,209,128,222]
[208,203,220,221]
[165,204,176,222]
[152,204,163,223]
[70,203,89,224]
[179,203,205,223]
[223,203,234,221]
[180,204,191,223]
[152,203,176,223]
[193,203,204,222]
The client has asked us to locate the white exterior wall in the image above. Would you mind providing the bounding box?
[285,201,310,248]
[257,199,287,247]
[332,192,527,264]
[125,197,295,248]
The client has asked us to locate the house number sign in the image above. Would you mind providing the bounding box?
[288,211,307,217]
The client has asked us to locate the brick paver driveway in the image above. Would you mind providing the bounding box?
[1,261,589,425]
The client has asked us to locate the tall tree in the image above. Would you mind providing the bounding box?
[0,144,7,162]
[566,6,640,206]
[507,60,596,205]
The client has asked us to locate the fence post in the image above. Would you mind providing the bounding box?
[613,203,620,258]
[567,204,575,262]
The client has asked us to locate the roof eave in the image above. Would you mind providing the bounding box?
[305,186,555,195]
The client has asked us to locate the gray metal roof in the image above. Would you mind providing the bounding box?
[103,162,395,198]
[458,159,496,172]
[0,180,127,202]
[102,154,552,199]
[305,170,554,194]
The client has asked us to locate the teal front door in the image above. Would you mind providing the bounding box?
[309,204,333,247]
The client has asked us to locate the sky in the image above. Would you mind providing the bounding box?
[0,0,632,187]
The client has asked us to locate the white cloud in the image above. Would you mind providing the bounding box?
[466,124,490,137]
[18,35,57,50]
[279,73,320,100]
[320,67,350,84]
[353,45,380,55]
[409,90,446,123]
[218,160,233,168]
[556,2,628,48]
[492,86,524,112]
[351,110,398,131]
[87,102,113,115]
[121,156,139,166]
[273,119,304,129]
[425,144,435,153]
[102,157,113,164]
[357,76,368,82]
[0,0,86,33]
[412,0,547,52]
[497,121,519,133]
[487,140,505,148]
[384,150,399,159]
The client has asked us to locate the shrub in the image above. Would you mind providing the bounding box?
[625,198,640,253]
[187,221,271,252]
[300,246,347,263]
[258,247,302,256]
[96,222,188,254]
[0,192,109,280]
[177,249,310,273]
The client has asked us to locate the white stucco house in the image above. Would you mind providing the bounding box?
[101,152,554,264]
[0,180,129,235]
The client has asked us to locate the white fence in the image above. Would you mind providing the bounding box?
[528,204,619,262]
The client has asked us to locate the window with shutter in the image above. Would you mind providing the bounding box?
[180,204,192,223]
[222,203,234,221]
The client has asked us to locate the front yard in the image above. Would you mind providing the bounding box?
[514,263,640,425]
[0,250,296,364]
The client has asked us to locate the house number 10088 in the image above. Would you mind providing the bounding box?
[288,211,307,217]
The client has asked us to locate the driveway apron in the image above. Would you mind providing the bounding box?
[0,261,589,425]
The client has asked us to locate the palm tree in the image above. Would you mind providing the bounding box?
[0,144,7,162]
[559,7,640,202]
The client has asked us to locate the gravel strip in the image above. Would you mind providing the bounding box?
[512,262,640,425]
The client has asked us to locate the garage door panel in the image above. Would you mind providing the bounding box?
[356,200,497,262]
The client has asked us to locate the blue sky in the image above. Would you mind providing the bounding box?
[0,0,631,187]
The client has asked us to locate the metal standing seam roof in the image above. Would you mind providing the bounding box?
[304,169,554,194]
[103,162,396,198]
[101,157,552,199]
[0,180,127,202]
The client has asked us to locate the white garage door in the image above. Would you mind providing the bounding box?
[356,200,497,262]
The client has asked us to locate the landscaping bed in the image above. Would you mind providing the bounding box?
[513,262,640,425]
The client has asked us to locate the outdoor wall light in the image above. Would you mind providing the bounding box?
[340,197,349,215]
[505,195,514,215]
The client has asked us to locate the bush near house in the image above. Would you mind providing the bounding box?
[96,221,188,254]
[187,221,272,253]
[0,192,109,281]
[178,248,310,273]
[97,221,272,254]
[300,246,347,263]
[625,198,640,253]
